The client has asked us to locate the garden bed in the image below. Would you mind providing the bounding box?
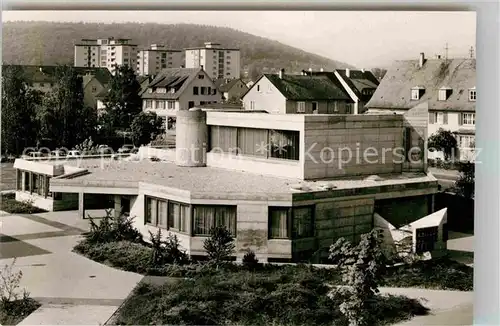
[74,239,473,291]
[0,194,47,214]
[0,298,40,325]
[113,269,429,326]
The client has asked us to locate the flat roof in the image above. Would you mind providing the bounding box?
[49,156,437,198]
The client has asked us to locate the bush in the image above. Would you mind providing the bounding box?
[0,194,47,214]
[115,267,429,326]
[242,249,259,270]
[203,226,235,267]
[84,209,143,244]
[0,259,40,325]
[149,229,190,267]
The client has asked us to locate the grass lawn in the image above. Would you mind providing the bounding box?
[114,268,430,326]
[0,298,40,325]
[0,163,16,191]
[0,194,47,214]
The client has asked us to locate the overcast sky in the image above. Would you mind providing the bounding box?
[3,10,476,68]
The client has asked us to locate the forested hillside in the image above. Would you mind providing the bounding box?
[2,21,355,78]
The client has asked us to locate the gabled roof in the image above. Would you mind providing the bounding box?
[213,78,246,92]
[366,58,476,112]
[2,65,112,86]
[259,73,352,102]
[334,69,379,101]
[140,67,207,100]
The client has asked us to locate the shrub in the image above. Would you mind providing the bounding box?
[242,249,259,270]
[84,209,143,244]
[0,194,46,214]
[0,259,40,325]
[203,226,235,267]
[149,229,190,267]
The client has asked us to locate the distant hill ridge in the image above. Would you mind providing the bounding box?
[2,21,355,78]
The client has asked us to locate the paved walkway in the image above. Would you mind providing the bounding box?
[0,210,144,325]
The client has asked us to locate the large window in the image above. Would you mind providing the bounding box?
[268,206,315,240]
[193,205,237,236]
[168,201,189,232]
[415,226,439,254]
[210,126,238,153]
[237,128,268,157]
[462,113,475,126]
[156,100,165,109]
[145,196,189,232]
[269,129,300,160]
[296,102,306,113]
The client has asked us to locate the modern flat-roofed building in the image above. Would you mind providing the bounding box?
[74,37,138,75]
[14,103,445,263]
[184,42,240,80]
[137,44,184,76]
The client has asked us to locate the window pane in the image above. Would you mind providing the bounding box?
[158,200,168,227]
[269,130,300,160]
[168,202,180,229]
[293,207,314,239]
[145,198,152,224]
[194,206,216,235]
[24,172,30,191]
[180,205,189,232]
[269,208,289,239]
[215,206,237,235]
[33,174,39,194]
[210,126,238,153]
[150,199,158,225]
[237,128,268,157]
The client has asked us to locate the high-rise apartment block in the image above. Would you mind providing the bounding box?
[74,38,138,75]
[184,42,241,80]
[136,44,184,76]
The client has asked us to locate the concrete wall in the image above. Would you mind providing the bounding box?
[374,195,431,228]
[302,114,405,179]
[242,76,287,113]
[176,110,208,167]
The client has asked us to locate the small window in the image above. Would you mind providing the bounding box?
[92,86,97,93]
[462,113,475,126]
[469,89,476,101]
[296,101,306,113]
[250,101,255,111]
[198,74,205,79]
[269,207,290,239]
[193,87,199,95]
[201,87,206,95]
[167,101,175,110]
[411,89,420,100]
[257,85,261,92]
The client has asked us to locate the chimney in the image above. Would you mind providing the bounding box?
[345,68,350,78]
[279,68,285,79]
[419,52,425,68]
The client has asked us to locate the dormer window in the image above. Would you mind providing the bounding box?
[411,86,425,100]
[170,88,175,94]
[147,88,153,93]
[438,87,452,101]
[469,87,476,101]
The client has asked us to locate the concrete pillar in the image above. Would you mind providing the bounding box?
[114,195,122,218]
[175,108,208,167]
[78,192,85,219]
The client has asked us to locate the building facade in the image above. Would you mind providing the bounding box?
[137,44,184,76]
[214,78,249,102]
[14,104,445,263]
[366,53,476,161]
[74,38,138,75]
[242,70,354,114]
[184,42,241,80]
[140,67,222,133]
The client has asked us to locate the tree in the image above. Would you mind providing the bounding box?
[130,112,165,146]
[455,161,475,199]
[329,229,387,326]
[1,66,41,155]
[36,65,95,149]
[428,128,458,161]
[203,225,235,267]
[102,65,142,130]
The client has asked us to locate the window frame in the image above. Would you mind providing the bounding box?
[296,101,306,113]
[192,204,237,237]
[268,206,315,240]
[144,195,190,234]
[469,89,476,101]
[462,113,475,125]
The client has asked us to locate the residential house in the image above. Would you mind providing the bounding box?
[4,65,112,111]
[365,53,476,161]
[242,69,354,114]
[15,104,444,263]
[140,67,222,133]
[184,42,241,80]
[137,44,184,76]
[330,68,379,114]
[214,78,248,102]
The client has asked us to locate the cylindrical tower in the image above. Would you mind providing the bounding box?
[175,108,208,167]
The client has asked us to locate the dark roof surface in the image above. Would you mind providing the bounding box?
[263,73,352,101]
[334,69,379,101]
[213,78,246,92]
[140,67,206,100]
[366,58,476,112]
[3,65,112,86]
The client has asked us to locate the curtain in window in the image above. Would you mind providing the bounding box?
[150,199,158,225]
[237,128,268,157]
[168,202,180,229]
[269,209,289,239]
[216,206,236,235]
[180,205,189,232]
[210,126,238,153]
[293,207,313,238]
[194,206,216,235]
[158,200,168,228]
[269,130,299,160]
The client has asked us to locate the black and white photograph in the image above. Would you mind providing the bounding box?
[1,8,479,326]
